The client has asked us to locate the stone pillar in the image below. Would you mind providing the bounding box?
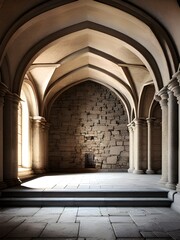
[0,82,8,189]
[3,93,21,186]
[32,116,49,173]
[146,118,155,174]
[168,73,180,191]
[42,120,50,171]
[127,121,135,173]
[156,87,169,185]
[166,89,178,189]
[133,119,144,174]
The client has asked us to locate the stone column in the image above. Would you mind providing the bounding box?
[32,116,49,173]
[155,87,169,185]
[168,73,180,191]
[133,119,144,174]
[146,118,155,174]
[0,82,8,189]
[127,121,134,173]
[42,120,50,171]
[3,93,21,186]
[166,89,178,189]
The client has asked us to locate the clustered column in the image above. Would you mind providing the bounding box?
[32,116,49,173]
[127,122,135,173]
[168,71,180,191]
[146,118,155,174]
[0,82,8,189]
[133,119,144,174]
[166,89,178,189]
[156,87,169,185]
[3,92,21,186]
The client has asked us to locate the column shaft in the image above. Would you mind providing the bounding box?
[133,119,144,174]
[146,118,155,174]
[128,122,134,173]
[166,90,178,189]
[3,93,21,186]
[169,73,180,191]
[0,82,8,189]
[157,88,169,185]
[32,117,49,173]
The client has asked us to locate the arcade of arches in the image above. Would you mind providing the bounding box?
[0,0,180,210]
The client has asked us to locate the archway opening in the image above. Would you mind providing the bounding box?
[48,81,129,172]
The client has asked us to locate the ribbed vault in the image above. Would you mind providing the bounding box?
[0,0,178,120]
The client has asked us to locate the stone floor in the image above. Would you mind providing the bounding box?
[0,172,180,239]
[20,172,164,191]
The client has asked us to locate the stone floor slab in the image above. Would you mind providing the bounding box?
[112,223,142,238]
[154,231,171,237]
[58,207,78,222]
[100,207,129,216]
[0,215,13,223]
[7,222,47,237]
[24,215,60,223]
[13,207,40,216]
[3,238,32,240]
[78,207,101,216]
[136,222,163,232]
[40,223,79,238]
[109,215,133,223]
[140,231,157,237]
[159,222,180,231]
[168,230,180,239]
[0,221,22,238]
[34,207,64,216]
[78,216,115,240]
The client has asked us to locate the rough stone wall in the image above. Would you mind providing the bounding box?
[48,81,129,171]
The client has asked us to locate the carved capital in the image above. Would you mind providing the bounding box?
[5,92,21,105]
[32,116,49,131]
[127,121,135,131]
[146,117,156,125]
[0,82,8,97]
[168,76,180,104]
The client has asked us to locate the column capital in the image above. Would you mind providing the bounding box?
[146,117,156,124]
[32,116,46,122]
[134,118,146,126]
[156,87,169,108]
[0,82,8,97]
[32,116,49,130]
[168,77,180,103]
[172,64,180,80]
[5,92,21,105]
[127,121,135,130]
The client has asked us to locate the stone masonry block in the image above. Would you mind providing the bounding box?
[110,146,124,155]
[107,156,117,164]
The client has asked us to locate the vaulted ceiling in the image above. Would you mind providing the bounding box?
[0,0,179,120]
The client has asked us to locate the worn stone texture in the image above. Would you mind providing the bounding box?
[48,81,129,171]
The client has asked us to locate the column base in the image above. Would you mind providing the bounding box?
[176,184,180,192]
[146,169,155,174]
[128,168,134,173]
[4,178,22,187]
[166,182,177,190]
[0,181,7,189]
[133,169,144,174]
[159,177,168,186]
[33,169,46,174]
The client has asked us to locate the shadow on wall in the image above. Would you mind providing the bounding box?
[48,81,129,172]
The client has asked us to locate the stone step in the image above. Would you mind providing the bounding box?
[1,189,169,198]
[0,197,172,207]
[0,189,172,207]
